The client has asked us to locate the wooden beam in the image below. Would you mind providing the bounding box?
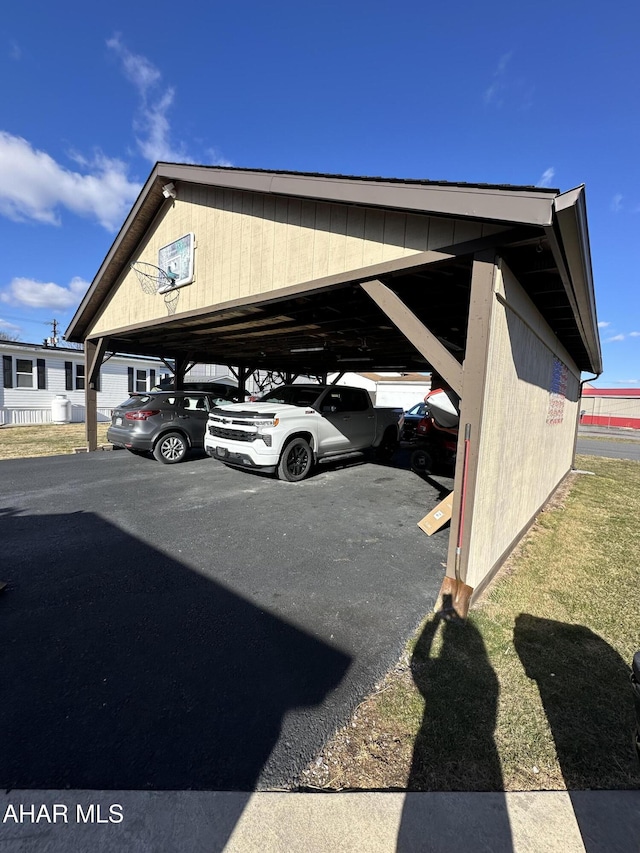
[86,337,108,390]
[360,279,464,396]
[174,355,189,390]
[84,339,98,451]
[444,251,497,591]
[237,363,251,400]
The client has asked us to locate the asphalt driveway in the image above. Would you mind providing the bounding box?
[0,449,451,791]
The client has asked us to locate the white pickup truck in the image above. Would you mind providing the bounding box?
[204,384,404,481]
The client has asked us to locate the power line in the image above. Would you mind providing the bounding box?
[0,312,57,325]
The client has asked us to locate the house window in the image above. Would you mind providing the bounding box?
[16,359,33,388]
[136,369,147,393]
[37,359,46,389]
[75,364,85,391]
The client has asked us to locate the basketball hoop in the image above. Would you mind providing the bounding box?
[130,261,178,295]
[164,289,180,315]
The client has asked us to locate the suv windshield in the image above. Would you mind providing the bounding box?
[258,387,322,407]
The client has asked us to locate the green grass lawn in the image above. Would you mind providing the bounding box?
[0,423,110,459]
[300,455,640,792]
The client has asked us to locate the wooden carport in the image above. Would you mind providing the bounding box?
[67,166,601,612]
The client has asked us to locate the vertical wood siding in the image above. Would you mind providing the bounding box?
[88,187,499,337]
[464,263,581,589]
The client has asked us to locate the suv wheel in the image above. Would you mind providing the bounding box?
[154,432,188,464]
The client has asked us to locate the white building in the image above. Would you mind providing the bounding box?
[0,341,164,425]
[327,372,431,409]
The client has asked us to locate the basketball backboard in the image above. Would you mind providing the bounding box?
[158,232,195,292]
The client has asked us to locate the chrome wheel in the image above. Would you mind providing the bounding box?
[154,432,187,464]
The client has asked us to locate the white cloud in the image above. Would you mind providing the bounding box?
[136,87,192,164]
[0,132,141,230]
[606,334,625,342]
[9,41,21,61]
[611,193,623,212]
[107,34,231,167]
[106,34,160,96]
[598,321,611,328]
[205,147,234,168]
[0,276,89,310]
[630,331,640,337]
[0,318,21,332]
[537,168,555,188]
[107,35,192,164]
[484,52,513,106]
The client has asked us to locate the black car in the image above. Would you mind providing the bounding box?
[107,390,239,463]
[401,402,429,440]
[155,379,241,397]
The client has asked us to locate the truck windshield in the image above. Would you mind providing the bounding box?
[258,387,322,407]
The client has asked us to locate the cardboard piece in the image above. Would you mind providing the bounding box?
[418,491,454,536]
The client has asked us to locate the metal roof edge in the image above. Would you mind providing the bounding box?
[155,162,561,194]
[552,185,603,374]
[0,339,163,362]
[159,163,556,225]
[583,387,640,396]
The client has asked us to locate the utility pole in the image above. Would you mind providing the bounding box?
[45,319,59,347]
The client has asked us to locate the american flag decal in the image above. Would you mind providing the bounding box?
[547,357,569,425]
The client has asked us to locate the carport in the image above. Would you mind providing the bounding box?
[66,166,602,611]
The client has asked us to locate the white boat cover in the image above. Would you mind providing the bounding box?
[426,388,460,429]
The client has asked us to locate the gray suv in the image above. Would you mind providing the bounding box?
[108,390,239,463]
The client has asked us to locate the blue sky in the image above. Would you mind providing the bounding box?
[1,0,638,386]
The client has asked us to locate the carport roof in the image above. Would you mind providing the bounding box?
[66,164,602,375]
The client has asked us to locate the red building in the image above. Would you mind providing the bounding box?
[581,385,640,430]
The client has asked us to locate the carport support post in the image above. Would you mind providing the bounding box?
[174,355,188,391]
[237,364,252,400]
[440,251,497,618]
[84,338,99,451]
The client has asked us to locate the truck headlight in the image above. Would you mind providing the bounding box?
[254,418,279,427]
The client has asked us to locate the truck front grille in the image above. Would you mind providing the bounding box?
[209,426,256,442]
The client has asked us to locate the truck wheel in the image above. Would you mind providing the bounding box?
[411,448,433,475]
[376,428,398,463]
[278,437,313,481]
[153,432,188,464]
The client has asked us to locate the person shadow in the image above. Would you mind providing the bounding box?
[397,602,513,852]
[514,614,640,853]
[0,505,351,851]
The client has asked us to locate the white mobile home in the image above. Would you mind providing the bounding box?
[0,341,164,425]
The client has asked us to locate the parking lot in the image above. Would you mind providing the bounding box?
[0,448,451,791]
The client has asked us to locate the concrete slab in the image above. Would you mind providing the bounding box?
[2,790,633,853]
